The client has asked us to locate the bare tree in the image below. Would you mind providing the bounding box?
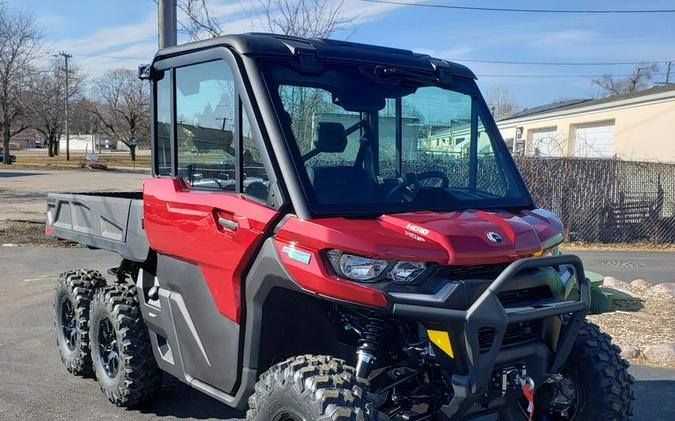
[177,0,349,40]
[90,69,149,161]
[259,0,349,37]
[174,0,223,40]
[71,98,100,138]
[486,86,519,120]
[592,63,659,97]
[26,61,85,157]
[0,5,43,164]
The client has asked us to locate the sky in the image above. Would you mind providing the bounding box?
[10,0,675,108]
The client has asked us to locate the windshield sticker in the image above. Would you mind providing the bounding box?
[282,245,311,264]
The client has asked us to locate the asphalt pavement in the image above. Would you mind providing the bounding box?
[0,247,242,421]
[571,249,675,284]
[1,246,674,420]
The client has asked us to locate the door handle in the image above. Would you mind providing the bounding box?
[218,217,238,231]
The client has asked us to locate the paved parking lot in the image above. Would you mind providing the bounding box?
[0,247,243,421]
[572,249,675,284]
[1,246,674,420]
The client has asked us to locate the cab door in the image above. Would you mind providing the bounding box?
[143,53,281,394]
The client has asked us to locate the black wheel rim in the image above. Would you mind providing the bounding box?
[97,317,120,378]
[273,411,306,421]
[60,298,77,351]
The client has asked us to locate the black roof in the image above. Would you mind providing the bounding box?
[154,32,476,80]
[501,83,675,121]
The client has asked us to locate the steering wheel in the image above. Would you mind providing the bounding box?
[386,171,450,202]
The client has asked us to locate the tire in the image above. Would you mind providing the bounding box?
[89,284,162,406]
[53,269,106,375]
[247,355,381,421]
[499,321,634,420]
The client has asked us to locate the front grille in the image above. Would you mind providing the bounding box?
[497,286,552,307]
[478,319,544,353]
[439,263,509,279]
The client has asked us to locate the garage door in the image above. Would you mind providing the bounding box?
[530,127,563,157]
[574,121,615,158]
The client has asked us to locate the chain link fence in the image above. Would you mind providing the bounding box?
[515,157,675,244]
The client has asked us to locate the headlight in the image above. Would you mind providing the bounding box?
[326,250,429,283]
[538,244,561,257]
[389,261,427,283]
[327,250,388,282]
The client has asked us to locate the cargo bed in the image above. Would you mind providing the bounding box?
[46,192,149,262]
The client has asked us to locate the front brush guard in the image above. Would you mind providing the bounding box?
[392,254,589,419]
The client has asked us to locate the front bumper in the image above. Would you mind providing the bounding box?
[390,255,589,419]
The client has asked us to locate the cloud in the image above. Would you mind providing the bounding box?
[74,42,158,77]
[528,29,594,47]
[53,14,156,56]
[37,14,67,27]
[209,0,422,35]
[415,46,474,60]
[44,0,449,79]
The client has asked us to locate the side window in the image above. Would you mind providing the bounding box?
[155,71,172,176]
[241,107,271,202]
[176,60,236,191]
[476,116,508,196]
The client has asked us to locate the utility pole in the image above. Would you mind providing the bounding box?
[666,61,672,84]
[58,51,72,161]
[158,0,177,49]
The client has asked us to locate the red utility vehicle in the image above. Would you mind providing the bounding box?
[47,33,633,420]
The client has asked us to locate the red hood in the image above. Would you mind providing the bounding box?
[276,208,564,265]
[378,209,562,265]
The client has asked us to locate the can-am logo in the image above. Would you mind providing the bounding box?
[486,231,504,244]
[405,224,429,236]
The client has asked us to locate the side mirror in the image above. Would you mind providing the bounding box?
[138,64,152,80]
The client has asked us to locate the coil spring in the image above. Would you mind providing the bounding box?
[355,317,386,378]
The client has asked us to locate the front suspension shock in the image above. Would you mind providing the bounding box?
[355,317,386,379]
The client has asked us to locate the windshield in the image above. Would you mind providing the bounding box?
[262,60,531,216]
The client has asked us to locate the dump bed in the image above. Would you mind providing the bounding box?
[46,192,149,262]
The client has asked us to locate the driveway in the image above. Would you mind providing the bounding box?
[0,247,673,420]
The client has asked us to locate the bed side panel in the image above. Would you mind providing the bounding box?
[46,193,149,261]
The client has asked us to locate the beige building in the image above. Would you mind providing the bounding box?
[497,84,675,162]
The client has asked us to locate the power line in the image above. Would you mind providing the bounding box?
[477,72,667,79]
[360,0,675,14]
[446,58,672,66]
[71,53,148,61]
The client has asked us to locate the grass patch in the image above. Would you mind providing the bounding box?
[9,150,150,170]
[0,221,76,248]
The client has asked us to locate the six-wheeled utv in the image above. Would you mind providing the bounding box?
[48,33,633,420]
